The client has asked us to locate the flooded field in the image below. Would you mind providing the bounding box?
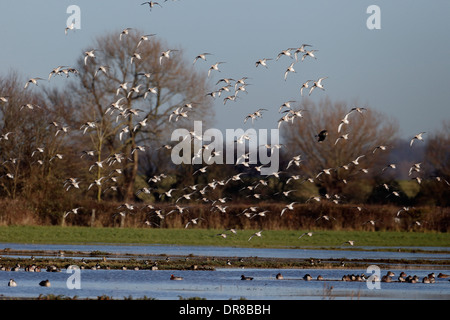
[1,243,449,300]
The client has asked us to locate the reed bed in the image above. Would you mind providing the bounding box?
[0,199,447,232]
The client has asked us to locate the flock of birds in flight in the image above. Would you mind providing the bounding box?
[1,1,447,245]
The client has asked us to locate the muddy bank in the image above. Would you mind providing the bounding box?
[1,248,449,271]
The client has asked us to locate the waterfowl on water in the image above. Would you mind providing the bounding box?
[46,265,61,272]
[170,274,183,280]
[39,279,51,287]
[241,275,253,281]
[405,275,419,283]
[276,273,284,280]
[303,274,312,281]
[8,279,17,287]
[342,275,350,281]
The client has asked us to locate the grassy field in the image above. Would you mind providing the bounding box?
[0,225,449,249]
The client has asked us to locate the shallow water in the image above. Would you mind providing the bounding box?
[1,243,449,300]
[1,243,449,261]
[1,267,450,300]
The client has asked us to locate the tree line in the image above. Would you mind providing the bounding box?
[0,30,448,228]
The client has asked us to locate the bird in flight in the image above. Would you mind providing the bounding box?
[348,107,367,115]
[24,77,44,89]
[244,108,267,124]
[161,188,177,199]
[84,49,98,65]
[94,65,109,78]
[351,155,365,166]
[130,52,142,65]
[293,44,312,61]
[280,202,299,216]
[141,1,162,11]
[298,232,314,239]
[335,133,349,145]
[276,49,293,61]
[301,49,319,61]
[184,217,204,229]
[65,22,75,35]
[248,230,263,241]
[299,80,313,96]
[381,163,396,173]
[284,62,296,81]
[316,129,328,142]
[48,66,67,81]
[255,58,272,68]
[193,52,212,65]
[0,132,13,141]
[137,34,156,47]
[119,28,133,41]
[64,207,83,218]
[373,145,387,153]
[208,62,225,77]
[309,77,328,95]
[159,49,178,65]
[337,112,351,133]
[410,132,426,147]
[315,215,336,222]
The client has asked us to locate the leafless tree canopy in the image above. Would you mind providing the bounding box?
[425,120,450,178]
[281,98,399,195]
[0,71,66,200]
[48,30,214,201]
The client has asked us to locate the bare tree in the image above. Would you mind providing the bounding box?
[425,120,450,179]
[281,98,398,200]
[54,30,214,202]
[418,120,450,206]
[0,71,64,200]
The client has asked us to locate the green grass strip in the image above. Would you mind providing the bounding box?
[0,225,449,249]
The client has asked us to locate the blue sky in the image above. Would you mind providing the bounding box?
[0,0,449,140]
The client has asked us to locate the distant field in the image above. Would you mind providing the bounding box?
[0,225,448,249]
